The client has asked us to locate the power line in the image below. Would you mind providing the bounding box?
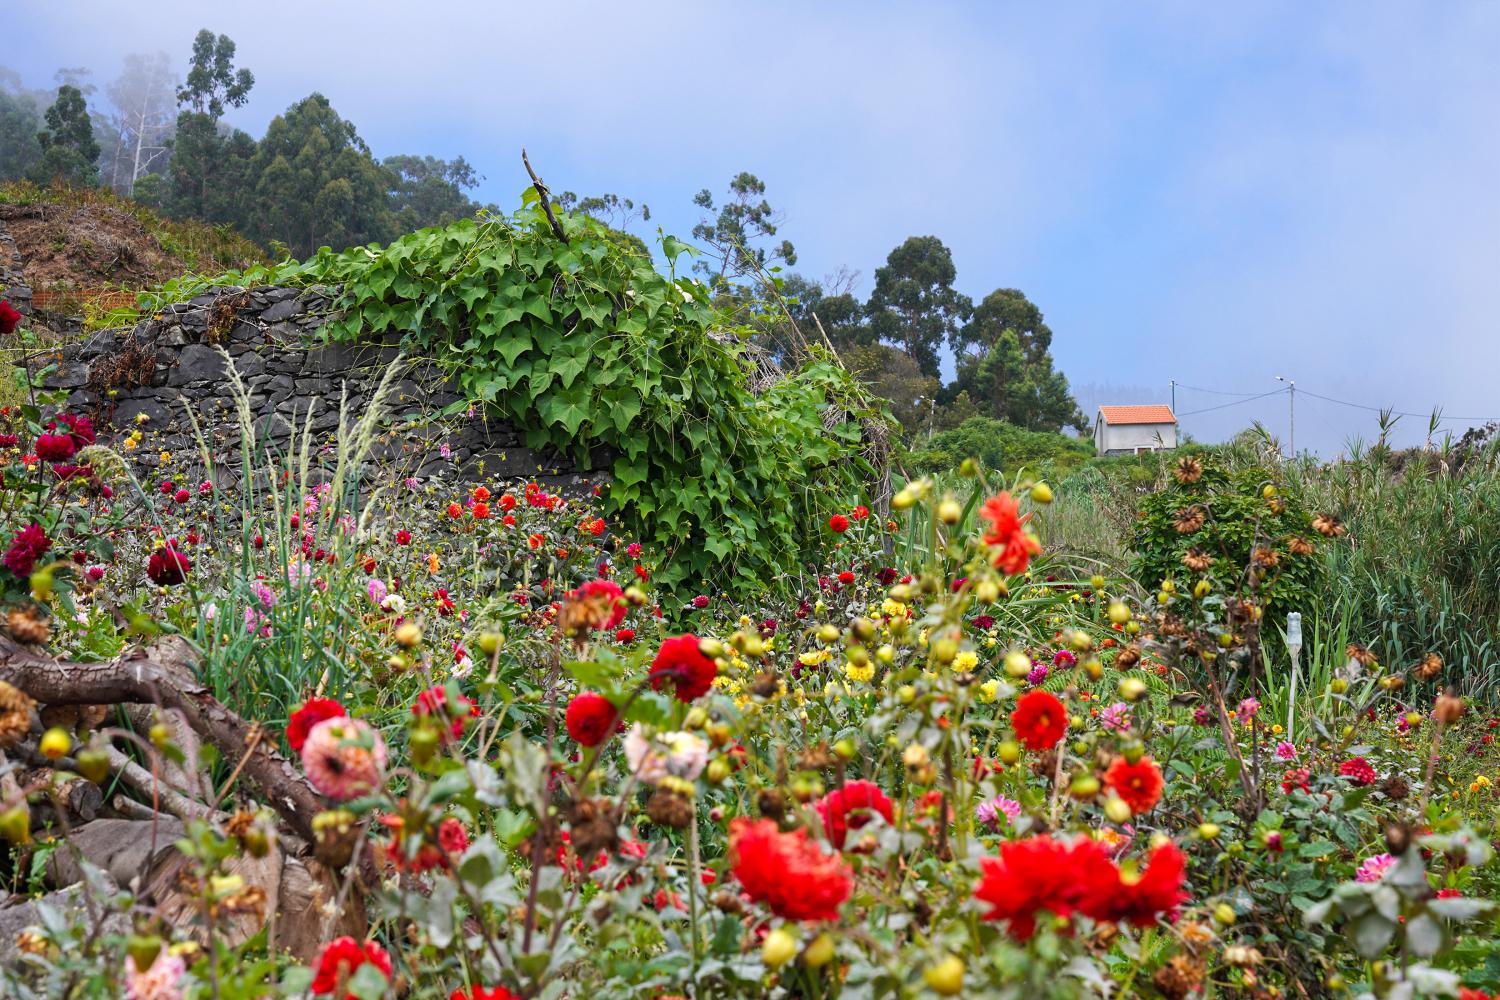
[1176,388,1287,416]
[1169,379,1500,425]
[1172,381,1270,398]
[1295,388,1500,424]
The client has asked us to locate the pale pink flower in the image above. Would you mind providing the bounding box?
[124,951,185,1000]
[300,717,387,801]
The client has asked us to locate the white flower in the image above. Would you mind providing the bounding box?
[381,594,407,614]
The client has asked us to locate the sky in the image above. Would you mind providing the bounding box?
[10,1,1500,455]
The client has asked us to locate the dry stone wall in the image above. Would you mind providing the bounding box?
[32,284,608,488]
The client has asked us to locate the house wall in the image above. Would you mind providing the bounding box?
[1097,421,1177,455]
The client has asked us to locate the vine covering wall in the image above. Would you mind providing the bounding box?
[162,197,878,590]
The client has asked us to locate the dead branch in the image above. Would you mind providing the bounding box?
[0,635,322,846]
[521,148,569,245]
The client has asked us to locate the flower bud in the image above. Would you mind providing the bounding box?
[924,955,966,995]
[803,932,835,967]
[1118,677,1147,702]
[1030,483,1053,504]
[39,727,72,761]
[394,623,422,648]
[762,928,797,967]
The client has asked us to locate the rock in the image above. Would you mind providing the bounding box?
[260,298,302,323]
[170,344,227,385]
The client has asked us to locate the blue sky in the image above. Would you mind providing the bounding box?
[11,1,1499,454]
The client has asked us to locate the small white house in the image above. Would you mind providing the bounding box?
[1094,404,1178,456]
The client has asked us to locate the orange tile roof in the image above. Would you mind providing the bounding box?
[1097,404,1176,425]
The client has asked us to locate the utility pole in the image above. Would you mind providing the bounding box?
[1275,376,1295,457]
[1170,379,1176,413]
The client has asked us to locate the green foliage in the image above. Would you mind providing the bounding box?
[193,199,871,592]
[246,93,396,257]
[0,82,44,182]
[904,416,1093,479]
[1132,458,1325,618]
[691,172,794,281]
[31,85,100,187]
[385,154,490,233]
[865,235,971,379]
[177,29,254,118]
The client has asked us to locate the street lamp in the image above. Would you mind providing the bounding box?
[1275,376,1295,458]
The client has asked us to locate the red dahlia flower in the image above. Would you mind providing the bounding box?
[975,834,1114,939]
[147,543,192,586]
[311,937,392,997]
[828,514,850,533]
[451,988,520,1000]
[979,491,1042,575]
[816,779,894,849]
[1103,755,1164,814]
[1010,689,1068,751]
[1079,840,1188,928]
[1339,756,1377,786]
[413,685,479,739]
[287,697,346,752]
[0,300,20,334]
[729,817,852,921]
[565,691,617,747]
[648,634,718,702]
[569,578,627,630]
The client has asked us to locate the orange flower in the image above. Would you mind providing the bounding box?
[528,534,545,550]
[426,552,440,573]
[471,502,490,520]
[979,492,1042,575]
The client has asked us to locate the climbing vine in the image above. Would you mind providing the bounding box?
[180,194,876,591]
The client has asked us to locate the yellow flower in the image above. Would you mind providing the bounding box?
[881,598,908,618]
[984,636,998,648]
[799,648,831,667]
[953,650,979,673]
[1271,724,1283,735]
[977,679,1001,703]
[159,451,172,464]
[845,661,874,683]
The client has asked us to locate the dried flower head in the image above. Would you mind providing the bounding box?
[1285,535,1314,556]
[5,607,49,645]
[1312,513,1346,538]
[1414,652,1443,682]
[1434,692,1465,725]
[1346,643,1378,667]
[1172,507,1206,534]
[0,681,35,749]
[1173,457,1204,485]
[1250,546,1280,568]
[1181,548,1212,573]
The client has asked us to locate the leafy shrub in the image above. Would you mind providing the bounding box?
[1132,457,1326,620]
[903,415,1092,478]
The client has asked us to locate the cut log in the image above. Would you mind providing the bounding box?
[0,635,322,846]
